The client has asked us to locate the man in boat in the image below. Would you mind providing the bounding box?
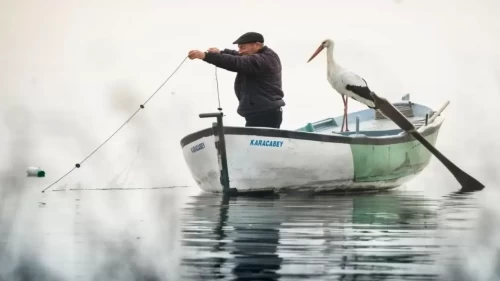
[187,32,285,129]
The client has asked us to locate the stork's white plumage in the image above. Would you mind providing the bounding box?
[307,39,377,132]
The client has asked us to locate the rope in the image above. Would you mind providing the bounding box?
[50,185,189,192]
[215,66,222,111]
[41,56,188,193]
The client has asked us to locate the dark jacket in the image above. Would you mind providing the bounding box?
[203,46,286,117]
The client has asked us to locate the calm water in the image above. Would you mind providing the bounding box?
[180,189,488,281]
[0,178,497,281]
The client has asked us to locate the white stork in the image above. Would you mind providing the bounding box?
[307,38,377,132]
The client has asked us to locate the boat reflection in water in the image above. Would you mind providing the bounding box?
[179,190,472,280]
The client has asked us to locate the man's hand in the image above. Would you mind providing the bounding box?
[207,47,220,53]
[188,50,206,60]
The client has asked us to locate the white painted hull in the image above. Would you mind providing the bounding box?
[183,133,355,193]
[181,120,442,193]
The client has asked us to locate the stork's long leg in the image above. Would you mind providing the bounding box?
[345,97,349,131]
[341,95,347,132]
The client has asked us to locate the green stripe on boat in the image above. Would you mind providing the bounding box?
[350,131,440,182]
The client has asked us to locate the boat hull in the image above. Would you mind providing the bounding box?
[180,118,443,194]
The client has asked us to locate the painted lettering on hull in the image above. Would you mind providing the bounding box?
[191,142,205,153]
[249,139,284,147]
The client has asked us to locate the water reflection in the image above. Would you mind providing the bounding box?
[181,190,481,281]
[181,194,283,280]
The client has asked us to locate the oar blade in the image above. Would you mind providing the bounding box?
[410,131,484,192]
[457,172,485,192]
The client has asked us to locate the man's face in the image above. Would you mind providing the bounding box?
[238,43,261,55]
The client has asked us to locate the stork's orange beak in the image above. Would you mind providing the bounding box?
[307,44,324,63]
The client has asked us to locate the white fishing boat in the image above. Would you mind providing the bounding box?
[179,95,447,194]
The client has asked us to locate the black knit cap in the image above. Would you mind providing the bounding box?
[232,32,264,44]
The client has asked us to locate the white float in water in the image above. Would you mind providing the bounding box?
[27,167,45,177]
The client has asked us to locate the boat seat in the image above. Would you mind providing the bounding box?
[375,102,414,119]
[297,118,344,133]
[304,123,315,132]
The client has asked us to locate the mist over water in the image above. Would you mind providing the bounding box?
[1,0,500,280]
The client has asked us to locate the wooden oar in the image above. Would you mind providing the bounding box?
[428,100,450,124]
[370,92,484,192]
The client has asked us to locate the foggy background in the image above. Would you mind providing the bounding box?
[1,0,500,280]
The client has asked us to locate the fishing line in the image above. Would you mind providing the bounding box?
[215,66,222,112]
[50,185,189,192]
[41,56,188,193]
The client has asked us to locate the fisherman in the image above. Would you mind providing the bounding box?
[188,32,285,129]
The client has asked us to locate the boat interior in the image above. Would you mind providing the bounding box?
[295,98,437,137]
